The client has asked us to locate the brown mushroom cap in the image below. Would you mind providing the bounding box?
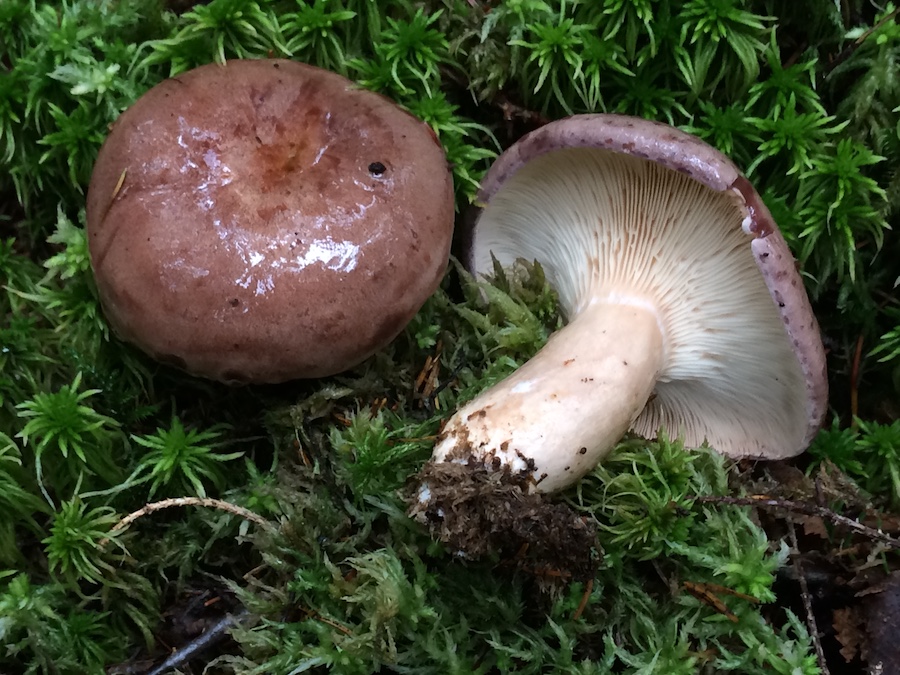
[86,59,454,383]
[465,114,828,459]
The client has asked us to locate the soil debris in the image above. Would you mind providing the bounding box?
[408,458,599,582]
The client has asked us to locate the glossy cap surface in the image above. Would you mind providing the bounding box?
[87,59,454,383]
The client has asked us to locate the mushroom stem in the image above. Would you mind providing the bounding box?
[431,300,665,492]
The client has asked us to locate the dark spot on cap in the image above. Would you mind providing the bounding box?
[368,161,386,176]
[229,298,240,307]
[579,447,587,455]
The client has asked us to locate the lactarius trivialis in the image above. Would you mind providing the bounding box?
[420,114,828,499]
[86,59,454,384]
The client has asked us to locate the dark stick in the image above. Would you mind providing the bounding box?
[145,609,250,675]
[788,522,831,675]
[691,494,900,550]
[825,8,900,73]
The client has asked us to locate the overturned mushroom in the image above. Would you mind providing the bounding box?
[86,59,454,384]
[420,114,828,498]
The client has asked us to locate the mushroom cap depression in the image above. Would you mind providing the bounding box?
[86,59,454,384]
[467,114,827,460]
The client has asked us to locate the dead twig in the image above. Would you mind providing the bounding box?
[826,7,900,73]
[788,522,830,675]
[415,340,443,409]
[682,581,744,622]
[572,578,593,621]
[145,609,250,675]
[300,607,354,636]
[691,494,900,551]
[102,497,273,547]
[424,356,468,413]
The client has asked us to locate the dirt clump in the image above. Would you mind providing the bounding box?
[409,457,599,583]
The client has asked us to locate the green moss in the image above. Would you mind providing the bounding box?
[3,0,899,672]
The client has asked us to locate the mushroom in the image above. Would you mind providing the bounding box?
[86,59,454,384]
[424,114,828,494]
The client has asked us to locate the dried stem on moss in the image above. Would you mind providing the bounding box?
[692,494,900,550]
[105,497,273,545]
